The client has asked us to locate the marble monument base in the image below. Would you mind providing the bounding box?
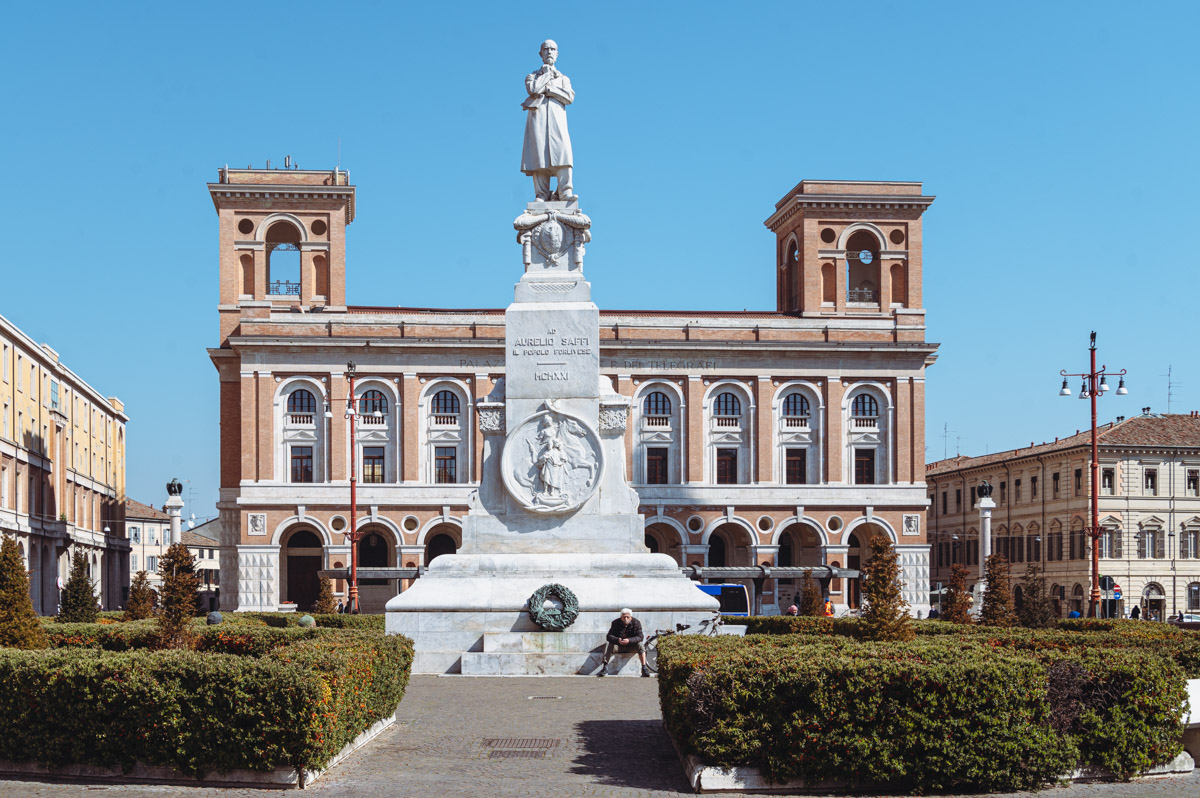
[385,553,719,675]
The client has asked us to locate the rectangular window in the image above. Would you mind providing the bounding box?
[716,448,738,485]
[147,556,158,572]
[1075,468,1083,495]
[941,491,947,515]
[854,449,876,485]
[1144,468,1158,496]
[1102,468,1115,495]
[148,529,157,546]
[970,486,977,508]
[1189,469,1200,497]
[130,526,140,544]
[1031,476,1038,499]
[646,447,669,485]
[1,344,7,381]
[362,446,385,484]
[130,554,137,572]
[1052,472,1060,498]
[15,356,22,392]
[1015,479,1022,503]
[1189,583,1200,612]
[1000,481,1007,504]
[291,446,314,483]
[783,448,806,485]
[434,446,457,484]
[50,380,60,411]
[954,489,961,511]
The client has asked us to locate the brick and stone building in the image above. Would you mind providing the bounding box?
[184,518,221,612]
[0,313,129,612]
[125,497,171,594]
[927,412,1200,620]
[209,169,938,615]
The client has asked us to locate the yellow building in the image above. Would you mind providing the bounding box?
[0,312,129,612]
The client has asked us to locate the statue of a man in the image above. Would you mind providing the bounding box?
[521,39,575,202]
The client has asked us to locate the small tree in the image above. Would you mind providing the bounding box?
[315,575,336,614]
[126,570,155,620]
[796,571,823,616]
[157,542,199,648]
[0,537,48,648]
[941,563,974,624]
[859,536,913,641]
[980,553,1017,627]
[57,549,100,623]
[1018,562,1057,628]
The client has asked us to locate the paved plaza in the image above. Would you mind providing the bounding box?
[0,675,1196,798]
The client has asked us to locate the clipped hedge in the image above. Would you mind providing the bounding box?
[658,633,1187,792]
[0,626,412,776]
[228,612,385,631]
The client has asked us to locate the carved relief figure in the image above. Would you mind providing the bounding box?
[504,406,601,513]
[521,39,575,202]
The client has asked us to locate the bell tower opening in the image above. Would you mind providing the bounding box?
[265,221,302,297]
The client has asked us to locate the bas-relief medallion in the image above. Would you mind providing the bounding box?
[501,402,603,514]
[248,513,267,537]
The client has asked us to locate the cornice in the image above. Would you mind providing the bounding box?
[207,184,356,224]
[764,194,936,232]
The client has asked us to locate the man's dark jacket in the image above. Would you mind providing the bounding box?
[606,617,644,645]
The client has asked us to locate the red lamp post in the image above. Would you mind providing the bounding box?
[1058,332,1126,618]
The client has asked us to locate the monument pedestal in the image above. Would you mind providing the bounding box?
[387,198,717,674]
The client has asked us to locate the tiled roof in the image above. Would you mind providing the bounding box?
[181,529,217,547]
[125,497,169,521]
[927,414,1200,475]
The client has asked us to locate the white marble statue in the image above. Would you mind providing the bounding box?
[521,39,575,202]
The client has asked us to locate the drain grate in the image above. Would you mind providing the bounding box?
[488,750,546,759]
[527,695,562,700]
[482,738,560,749]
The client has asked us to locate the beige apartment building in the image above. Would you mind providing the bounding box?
[927,413,1200,619]
[208,168,938,615]
[0,313,130,612]
[125,497,171,593]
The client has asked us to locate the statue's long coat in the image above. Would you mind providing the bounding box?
[521,68,574,173]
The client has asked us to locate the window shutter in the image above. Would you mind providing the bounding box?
[1156,531,1166,559]
[1181,532,1190,560]
[1137,533,1146,559]
[1113,530,1122,560]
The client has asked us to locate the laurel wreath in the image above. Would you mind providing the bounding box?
[527,583,580,631]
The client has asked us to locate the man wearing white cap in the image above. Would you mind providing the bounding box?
[598,608,650,677]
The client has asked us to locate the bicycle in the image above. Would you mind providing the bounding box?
[644,622,691,673]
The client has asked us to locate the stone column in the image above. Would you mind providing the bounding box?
[165,494,184,546]
[978,493,995,594]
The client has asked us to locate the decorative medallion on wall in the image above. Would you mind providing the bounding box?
[527,583,580,631]
[247,513,267,536]
[501,401,603,514]
[902,514,921,536]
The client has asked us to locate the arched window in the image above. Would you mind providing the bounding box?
[358,390,387,415]
[287,389,317,415]
[1188,582,1200,612]
[714,392,741,417]
[851,394,878,420]
[644,391,671,417]
[783,393,809,419]
[433,390,460,417]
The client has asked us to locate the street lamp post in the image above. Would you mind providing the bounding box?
[1058,331,1126,618]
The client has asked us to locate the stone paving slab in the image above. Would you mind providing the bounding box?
[0,675,1196,797]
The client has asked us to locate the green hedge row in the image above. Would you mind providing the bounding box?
[226,612,385,630]
[725,615,1200,677]
[658,633,1187,792]
[0,627,412,775]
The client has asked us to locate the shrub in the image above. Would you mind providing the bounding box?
[315,576,336,615]
[1018,562,1058,628]
[657,633,1186,790]
[57,550,99,624]
[980,554,1016,627]
[859,536,912,641]
[226,612,386,631]
[0,537,47,649]
[126,571,155,620]
[158,543,199,649]
[0,629,412,775]
[942,563,974,624]
[798,571,824,616]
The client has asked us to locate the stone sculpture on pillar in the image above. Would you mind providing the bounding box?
[165,478,184,546]
[976,480,996,606]
[521,39,575,202]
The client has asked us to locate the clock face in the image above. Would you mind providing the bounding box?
[857,249,874,265]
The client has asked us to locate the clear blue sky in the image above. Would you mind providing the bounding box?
[2,2,1197,514]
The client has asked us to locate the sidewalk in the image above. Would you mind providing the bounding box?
[0,675,1196,797]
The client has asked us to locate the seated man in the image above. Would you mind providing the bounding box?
[598,608,650,677]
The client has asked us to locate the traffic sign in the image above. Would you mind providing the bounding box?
[1113,583,1122,600]
[1099,575,1115,591]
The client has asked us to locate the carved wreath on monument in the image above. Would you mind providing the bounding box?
[501,402,603,513]
[527,583,580,631]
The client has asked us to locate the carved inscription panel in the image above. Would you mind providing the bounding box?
[505,305,599,399]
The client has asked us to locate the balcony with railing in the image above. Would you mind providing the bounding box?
[288,413,315,426]
[852,415,879,429]
[847,287,879,303]
[269,280,301,296]
[714,415,740,428]
[358,414,387,426]
[432,413,460,427]
[783,416,811,429]
[643,415,671,428]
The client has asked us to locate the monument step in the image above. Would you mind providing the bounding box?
[461,651,649,677]
[483,631,609,653]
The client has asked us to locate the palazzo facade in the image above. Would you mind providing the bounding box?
[928,413,1200,620]
[209,169,938,615]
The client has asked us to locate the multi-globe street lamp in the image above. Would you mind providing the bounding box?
[1057,331,1126,618]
